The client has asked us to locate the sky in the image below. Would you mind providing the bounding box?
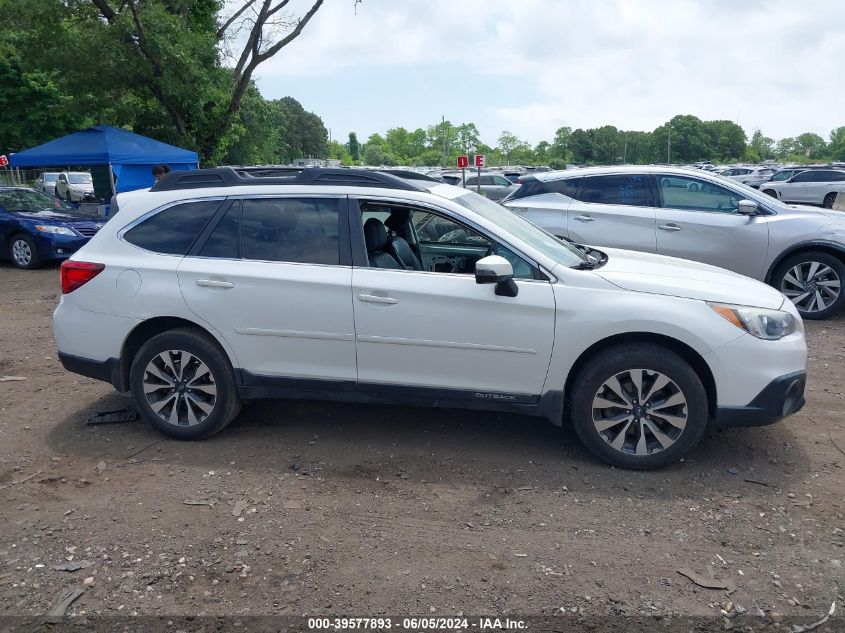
[252,0,845,147]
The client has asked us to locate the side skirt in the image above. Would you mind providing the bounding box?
[235,370,564,423]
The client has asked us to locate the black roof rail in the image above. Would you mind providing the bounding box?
[377,169,442,183]
[151,166,423,192]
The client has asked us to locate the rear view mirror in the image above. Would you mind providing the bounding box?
[737,199,758,215]
[475,255,518,297]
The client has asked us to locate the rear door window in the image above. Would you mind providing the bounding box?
[124,200,221,255]
[575,174,651,206]
[241,197,340,265]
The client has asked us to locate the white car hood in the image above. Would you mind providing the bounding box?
[593,248,786,310]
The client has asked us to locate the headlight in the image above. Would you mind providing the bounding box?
[708,302,798,340]
[35,225,76,236]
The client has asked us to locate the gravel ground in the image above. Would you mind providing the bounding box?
[0,264,842,630]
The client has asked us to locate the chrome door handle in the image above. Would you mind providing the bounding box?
[196,279,234,289]
[573,215,594,222]
[658,223,682,232]
[358,293,398,305]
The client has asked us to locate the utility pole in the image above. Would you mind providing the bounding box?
[441,115,447,167]
[667,127,672,164]
[623,134,628,164]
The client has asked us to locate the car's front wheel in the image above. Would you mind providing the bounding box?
[823,192,837,209]
[570,344,708,470]
[9,234,41,269]
[762,189,777,198]
[130,328,241,440]
[774,251,844,320]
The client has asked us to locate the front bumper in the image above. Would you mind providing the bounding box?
[33,232,90,261]
[713,370,806,427]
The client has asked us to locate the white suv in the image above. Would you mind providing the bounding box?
[53,168,807,470]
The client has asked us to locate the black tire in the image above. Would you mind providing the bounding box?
[823,192,837,209]
[772,250,845,320]
[569,344,708,470]
[9,234,41,269]
[762,189,777,198]
[130,327,241,440]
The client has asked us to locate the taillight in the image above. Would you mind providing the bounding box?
[61,261,104,294]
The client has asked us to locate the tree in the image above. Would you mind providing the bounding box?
[652,115,710,163]
[551,126,572,161]
[749,129,775,161]
[569,128,594,163]
[347,132,360,161]
[795,132,827,159]
[455,123,481,155]
[534,141,551,164]
[592,125,623,164]
[497,131,522,165]
[828,127,845,161]
[6,0,329,163]
[704,120,746,162]
[427,120,457,166]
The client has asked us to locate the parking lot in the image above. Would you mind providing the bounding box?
[0,264,843,622]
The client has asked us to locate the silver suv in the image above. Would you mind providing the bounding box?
[503,166,845,319]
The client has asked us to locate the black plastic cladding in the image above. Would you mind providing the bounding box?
[150,166,425,192]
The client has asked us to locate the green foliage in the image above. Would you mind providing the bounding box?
[347,132,360,161]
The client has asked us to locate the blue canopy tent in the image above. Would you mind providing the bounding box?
[9,125,199,194]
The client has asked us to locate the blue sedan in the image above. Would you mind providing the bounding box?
[0,187,105,269]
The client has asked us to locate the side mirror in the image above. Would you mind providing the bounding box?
[737,199,758,215]
[475,255,518,297]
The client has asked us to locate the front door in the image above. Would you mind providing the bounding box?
[351,201,556,398]
[654,175,770,279]
[565,173,657,252]
[177,196,357,382]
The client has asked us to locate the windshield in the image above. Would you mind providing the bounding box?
[451,190,586,266]
[68,173,92,184]
[0,189,73,212]
[43,173,58,183]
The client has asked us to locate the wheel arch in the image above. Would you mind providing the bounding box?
[764,241,845,284]
[562,332,717,422]
[117,316,233,392]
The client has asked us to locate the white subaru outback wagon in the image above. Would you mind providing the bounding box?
[53,167,807,469]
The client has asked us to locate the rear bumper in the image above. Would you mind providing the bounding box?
[713,371,806,427]
[58,352,123,391]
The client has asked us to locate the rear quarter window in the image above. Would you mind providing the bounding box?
[123,200,221,255]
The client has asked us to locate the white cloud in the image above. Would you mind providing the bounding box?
[253,0,845,143]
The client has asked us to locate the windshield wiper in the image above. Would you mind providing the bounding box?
[571,247,607,270]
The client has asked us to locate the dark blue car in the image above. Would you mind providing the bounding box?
[0,187,105,269]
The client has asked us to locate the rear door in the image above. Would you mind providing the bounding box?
[177,195,357,382]
[654,174,769,278]
[782,171,816,203]
[565,173,656,252]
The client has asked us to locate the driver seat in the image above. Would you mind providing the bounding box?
[384,210,423,270]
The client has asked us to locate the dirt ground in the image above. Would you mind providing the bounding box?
[0,264,843,629]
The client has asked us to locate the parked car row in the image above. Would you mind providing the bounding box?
[34,171,95,201]
[51,166,806,471]
[503,165,845,319]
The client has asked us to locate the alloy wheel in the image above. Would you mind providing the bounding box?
[591,368,688,456]
[11,239,32,267]
[781,261,841,314]
[142,349,218,427]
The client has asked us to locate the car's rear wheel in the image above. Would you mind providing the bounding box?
[570,344,708,470]
[773,251,844,320]
[823,192,837,209]
[9,234,41,269]
[130,328,241,440]
[762,189,777,198]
